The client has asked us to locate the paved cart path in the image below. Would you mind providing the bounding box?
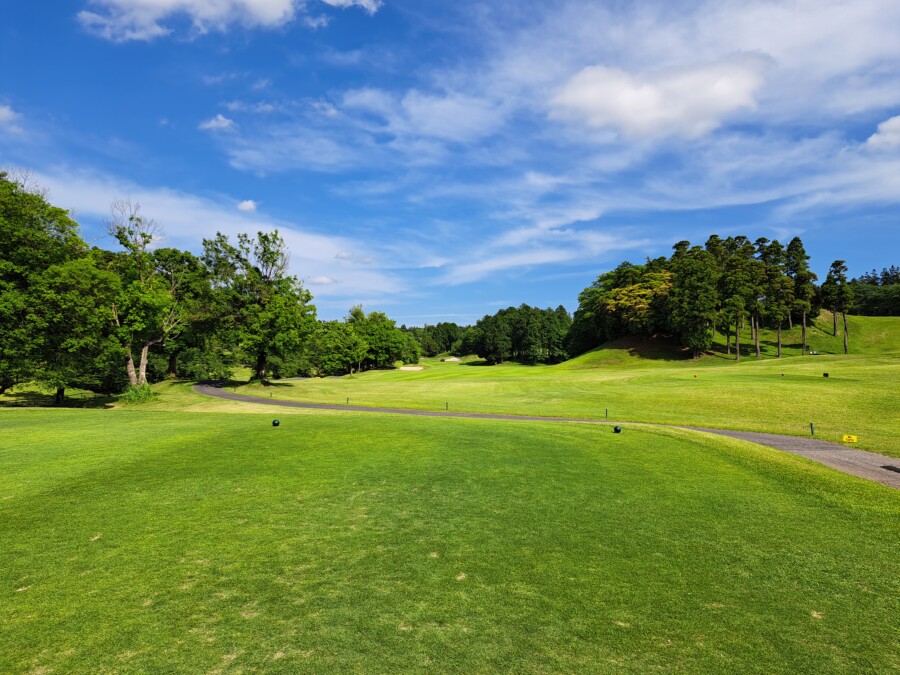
[194,384,900,489]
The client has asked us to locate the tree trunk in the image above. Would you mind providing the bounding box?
[843,312,849,354]
[167,351,178,379]
[801,310,807,355]
[125,346,139,386]
[754,315,761,358]
[833,310,837,337]
[788,313,793,330]
[138,344,151,386]
[54,387,65,405]
[726,323,731,355]
[776,323,782,358]
[735,321,741,362]
[255,351,267,382]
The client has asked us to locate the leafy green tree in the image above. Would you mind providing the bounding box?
[849,266,900,316]
[604,271,672,339]
[400,332,422,365]
[203,230,316,381]
[105,201,208,386]
[566,261,649,355]
[28,255,120,403]
[148,247,214,379]
[344,306,412,370]
[307,321,368,376]
[786,237,817,354]
[669,245,720,358]
[824,260,852,354]
[758,239,794,358]
[718,236,755,361]
[0,172,85,393]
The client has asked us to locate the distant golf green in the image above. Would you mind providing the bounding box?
[1,409,897,673]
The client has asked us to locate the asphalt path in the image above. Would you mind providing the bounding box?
[194,384,899,490]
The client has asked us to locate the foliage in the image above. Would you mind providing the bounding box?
[466,304,571,364]
[28,254,121,401]
[345,306,418,370]
[118,383,156,403]
[0,172,86,393]
[105,201,209,386]
[202,230,316,381]
[306,320,369,375]
[404,321,464,356]
[849,265,900,316]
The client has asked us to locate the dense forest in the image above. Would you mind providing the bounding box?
[2,172,897,401]
[568,235,832,359]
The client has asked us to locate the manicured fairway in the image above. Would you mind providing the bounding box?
[2,410,898,673]
[237,353,899,456]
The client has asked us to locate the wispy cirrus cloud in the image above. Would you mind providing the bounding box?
[24,166,405,303]
[78,0,381,42]
[0,104,24,134]
[199,114,237,132]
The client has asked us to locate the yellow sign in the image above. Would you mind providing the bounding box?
[842,435,858,443]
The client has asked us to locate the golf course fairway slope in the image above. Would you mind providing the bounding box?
[1,409,898,673]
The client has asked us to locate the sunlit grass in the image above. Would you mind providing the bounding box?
[227,315,900,455]
[1,409,897,673]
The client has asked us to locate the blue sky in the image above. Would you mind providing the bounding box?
[2,0,899,323]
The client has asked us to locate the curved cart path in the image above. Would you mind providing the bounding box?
[194,384,900,489]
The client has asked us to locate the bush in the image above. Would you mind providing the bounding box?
[118,383,156,404]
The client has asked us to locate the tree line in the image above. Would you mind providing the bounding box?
[568,235,866,359]
[848,266,900,316]
[0,172,418,401]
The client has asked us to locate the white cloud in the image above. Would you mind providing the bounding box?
[441,230,650,285]
[77,0,382,42]
[225,127,361,172]
[199,114,237,131]
[550,55,768,139]
[320,0,381,14]
[309,275,336,285]
[866,115,900,150]
[342,87,504,145]
[0,104,23,134]
[224,100,278,114]
[78,0,297,41]
[237,199,257,211]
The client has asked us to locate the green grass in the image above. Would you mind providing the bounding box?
[227,314,900,456]
[1,409,897,673]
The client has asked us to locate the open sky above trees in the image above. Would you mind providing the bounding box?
[2,0,899,322]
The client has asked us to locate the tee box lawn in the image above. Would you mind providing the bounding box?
[1,408,898,673]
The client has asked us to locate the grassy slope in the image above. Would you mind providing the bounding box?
[1,409,897,673]
[230,314,900,456]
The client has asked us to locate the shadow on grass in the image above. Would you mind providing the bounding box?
[621,337,693,362]
[0,390,115,409]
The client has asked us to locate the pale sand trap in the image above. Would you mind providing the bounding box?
[399,366,424,371]
[444,357,460,361]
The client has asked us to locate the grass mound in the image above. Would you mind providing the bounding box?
[1,410,897,672]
